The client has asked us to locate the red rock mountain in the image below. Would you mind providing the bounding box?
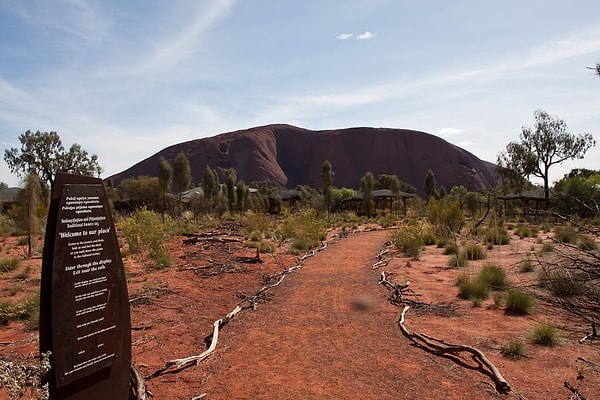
[107,124,497,195]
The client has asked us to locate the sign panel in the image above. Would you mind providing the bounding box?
[51,184,119,386]
[40,174,131,399]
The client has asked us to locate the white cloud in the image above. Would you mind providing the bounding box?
[336,33,353,40]
[437,127,464,138]
[356,31,375,40]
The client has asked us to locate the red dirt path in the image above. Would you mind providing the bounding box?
[1,227,599,399]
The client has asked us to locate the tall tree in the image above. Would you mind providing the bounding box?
[424,169,437,203]
[321,160,334,217]
[158,156,173,217]
[360,172,375,217]
[225,169,237,213]
[497,110,596,209]
[24,171,42,258]
[173,151,192,202]
[4,130,102,188]
[390,175,401,214]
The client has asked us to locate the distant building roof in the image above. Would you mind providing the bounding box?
[0,187,22,204]
[497,188,549,200]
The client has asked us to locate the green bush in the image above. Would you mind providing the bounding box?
[443,241,458,255]
[540,242,554,253]
[543,271,581,297]
[120,208,176,269]
[0,292,40,327]
[463,243,487,260]
[518,259,535,273]
[457,273,490,301]
[390,224,424,259]
[0,256,20,273]
[378,213,397,228]
[553,225,578,244]
[531,322,559,346]
[478,264,508,290]
[448,252,468,268]
[484,226,510,245]
[501,339,526,359]
[515,224,538,238]
[578,235,598,250]
[505,290,535,315]
[278,209,327,252]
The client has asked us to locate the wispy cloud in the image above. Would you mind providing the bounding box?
[336,33,353,40]
[336,32,376,40]
[356,31,375,40]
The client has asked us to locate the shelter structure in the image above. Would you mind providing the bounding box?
[497,188,549,215]
[341,189,415,216]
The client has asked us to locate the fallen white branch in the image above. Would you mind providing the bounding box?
[398,305,510,393]
[147,305,242,379]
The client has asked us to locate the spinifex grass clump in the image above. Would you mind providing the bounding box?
[456,273,490,302]
[514,224,538,239]
[478,264,508,290]
[484,226,510,246]
[463,243,487,261]
[0,256,20,273]
[501,339,526,359]
[505,290,535,315]
[531,322,559,346]
[553,225,578,244]
[448,252,468,268]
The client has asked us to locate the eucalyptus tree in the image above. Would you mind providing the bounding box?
[497,110,595,209]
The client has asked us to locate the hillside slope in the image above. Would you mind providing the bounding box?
[107,124,497,195]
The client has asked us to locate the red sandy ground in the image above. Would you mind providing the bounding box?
[0,225,599,399]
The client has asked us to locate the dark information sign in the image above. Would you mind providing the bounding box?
[40,174,131,399]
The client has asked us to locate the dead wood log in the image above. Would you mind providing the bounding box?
[130,366,152,399]
[146,305,243,380]
[579,322,597,343]
[236,248,262,264]
[399,305,510,393]
[564,380,587,400]
[183,235,243,245]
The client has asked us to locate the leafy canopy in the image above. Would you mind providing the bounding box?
[497,110,595,207]
[4,130,102,187]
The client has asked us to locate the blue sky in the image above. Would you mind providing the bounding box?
[1,0,599,187]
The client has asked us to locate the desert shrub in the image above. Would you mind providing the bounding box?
[436,237,450,248]
[278,209,327,252]
[478,264,508,290]
[501,339,526,359]
[553,225,578,244]
[390,224,424,259]
[448,252,468,268]
[514,224,538,238]
[540,242,554,253]
[518,259,535,273]
[463,243,487,261]
[542,270,581,298]
[426,198,464,238]
[531,322,559,346]
[457,273,489,301]
[578,235,598,250]
[378,213,397,228]
[242,211,272,235]
[505,290,535,315]
[443,241,458,255]
[484,226,510,245]
[120,208,176,269]
[0,256,20,273]
[0,292,40,327]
